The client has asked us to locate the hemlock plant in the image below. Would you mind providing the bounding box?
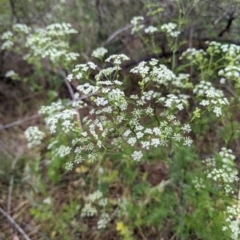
[2,12,240,239]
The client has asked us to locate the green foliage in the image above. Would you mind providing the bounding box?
[2,0,240,239]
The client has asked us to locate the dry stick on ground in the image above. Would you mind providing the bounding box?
[0,207,31,240]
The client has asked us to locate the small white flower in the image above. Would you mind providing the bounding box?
[151,138,161,147]
[213,107,222,117]
[199,100,210,106]
[183,137,193,146]
[43,197,52,205]
[146,106,154,116]
[24,126,45,148]
[145,26,158,34]
[220,78,226,84]
[124,130,131,137]
[145,128,153,134]
[181,124,191,133]
[131,16,144,25]
[92,47,108,59]
[127,137,137,146]
[5,70,18,78]
[141,141,150,149]
[95,97,108,106]
[136,132,144,139]
[65,162,73,170]
[153,127,161,135]
[172,133,182,142]
[1,31,13,39]
[97,213,110,229]
[81,203,97,217]
[105,54,130,65]
[131,151,143,161]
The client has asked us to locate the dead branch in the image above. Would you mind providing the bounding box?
[0,207,31,240]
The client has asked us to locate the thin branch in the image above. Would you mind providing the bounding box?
[214,6,234,25]
[0,114,39,131]
[0,207,31,240]
[104,24,132,45]
[218,11,236,37]
[62,73,75,100]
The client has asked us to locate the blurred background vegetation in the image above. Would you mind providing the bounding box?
[1,0,240,239]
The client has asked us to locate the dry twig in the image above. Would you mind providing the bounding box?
[0,207,31,240]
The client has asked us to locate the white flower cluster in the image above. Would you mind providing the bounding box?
[124,114,192,153]
[204,148,238,194]
[105,54,130,65]
[198,148,240,239]
[1,31,13,39]
[97,213,111,229]
[47,55,196,167]
[145,25,158,34]
[218,66,240,82]
[222,206,240,240]
[25,28,79,61]
[131,16,144,34]
[159,94,189,111]
[92,47,108,59]
[81,190,110,229]
[95,66,119,81]
[39,100,65,115]
[53,145,71,158]
[81,203,97,217]
[1,31,14,49]
[73,62,97,73]
[46,23,78,36]
[207,41,240,59]
[43,197,52,205]
[51,144,74,170]
[203,41,240,87]
[192,177,205,190]
[131,151,143,161]
[1,25,31,49]
[193,80,229,117]
[46,109,77,133]
[40,101,77,133]
[185,42,240,85]
[65,162,74,171]
[161,22,180,38]
[67,62,97,81]
[24,126,45,148]
[88,190,103,202]
[180,48,206,62]
[5,70,18,79]
[174,73,192,89]
[1,23,79,63]
[77,83,99,95]
[221,43,240,57]
[130,59,176,86]
[13,24,31,34]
